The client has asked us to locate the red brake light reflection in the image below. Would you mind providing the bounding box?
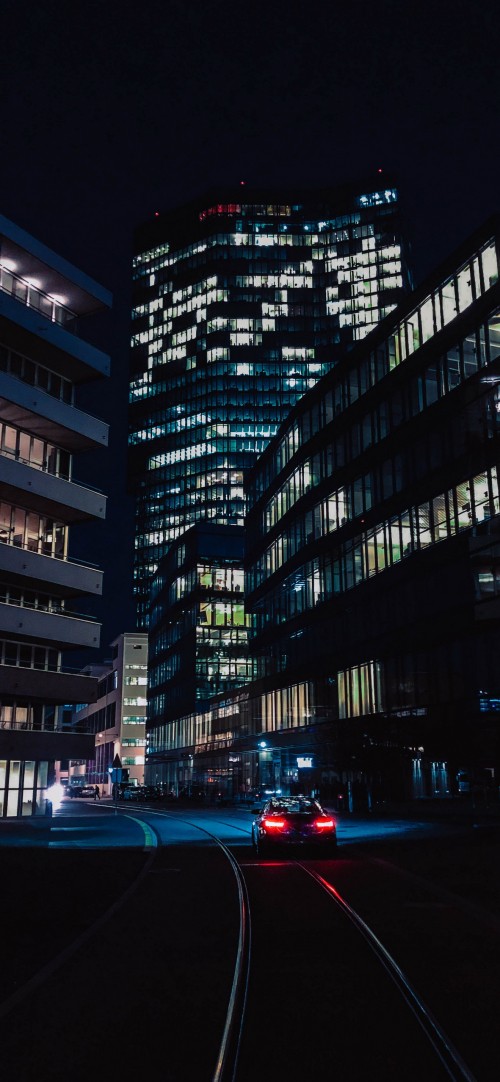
[263,817,286,830]
[314,817,335,831]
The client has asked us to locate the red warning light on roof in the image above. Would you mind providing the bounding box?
[240,180,246,185]
[154,211,160,217]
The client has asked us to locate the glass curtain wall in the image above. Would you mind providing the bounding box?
[129,182,408,627]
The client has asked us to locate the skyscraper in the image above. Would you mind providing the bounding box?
[146,216,500,804]
[128,175,410,627]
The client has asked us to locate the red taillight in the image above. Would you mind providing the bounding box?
[263,817,286,831]
[314,817,335,831]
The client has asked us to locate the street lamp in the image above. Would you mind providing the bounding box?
[256,740,270,795]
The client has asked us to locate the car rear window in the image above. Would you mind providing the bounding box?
[267,800,317,815]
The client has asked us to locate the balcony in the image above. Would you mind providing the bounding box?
[0,542,103,599]
[0,454,107,523]
[0,662,100,704]
[0,262,78,328]
[0,290,110,382]
[0,725,96,762]
[0,214,110,309]
[0,370,109,451]
[0,601,100,650]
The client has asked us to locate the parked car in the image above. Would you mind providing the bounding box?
[66,784,84,799]
[79,785,97,798]
[139,785,161,801]
[251,796,337,857]
[122,786,142,800]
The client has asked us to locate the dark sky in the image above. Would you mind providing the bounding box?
[2,0,500,657]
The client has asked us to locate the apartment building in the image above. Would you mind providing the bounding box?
[0,214,111,816]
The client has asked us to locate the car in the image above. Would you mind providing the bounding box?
[79,785,97,798]
[133,786,153,801]
[251,796,337,857]
[122,786,142,800]
[139,785,163,801]
[66,784,84,799]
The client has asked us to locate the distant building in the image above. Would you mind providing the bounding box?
[128,176,410,628]
[0,213,111,816]
[71,633,148,793]
[147,524,249,775]
[145,216,500,806]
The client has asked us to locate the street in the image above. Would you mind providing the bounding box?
[1,800,499,1081]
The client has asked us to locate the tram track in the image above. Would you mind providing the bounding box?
[0,806,490,1080]
[297,860,477,1082]
[0,808,251,1082]
[150,807,480,1080]
[233,849,484,1082]
[145,808,252,1082]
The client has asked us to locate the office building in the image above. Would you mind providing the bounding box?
[70,633,148,793]
[0,214,111,816]
[146,216,500,805]
[148,524,249,751]
[129,176,410,627]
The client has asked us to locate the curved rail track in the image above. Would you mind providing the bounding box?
[297,860,476,1082]
[127,807,481,1082]
[150,808,479,1082]
[0,806,483,1081]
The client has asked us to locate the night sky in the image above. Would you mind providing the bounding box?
[2,0,500,658]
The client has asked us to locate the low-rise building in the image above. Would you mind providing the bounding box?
[71,633,148,793]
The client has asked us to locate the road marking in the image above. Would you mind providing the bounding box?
[123,814,158,849]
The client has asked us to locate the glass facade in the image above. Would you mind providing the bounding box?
[146,220,500,805]
[246,235,500,654]
[148,524,250,730]
[129,179,409,627]
[0,759,50,817]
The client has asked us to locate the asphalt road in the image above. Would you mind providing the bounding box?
[1,799,499,1081]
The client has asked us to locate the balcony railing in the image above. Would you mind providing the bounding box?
[1,442,105,492]
[0,530,101,568]
[0,593,98,621]
[0,717,93,733]
[0,263,78,329]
